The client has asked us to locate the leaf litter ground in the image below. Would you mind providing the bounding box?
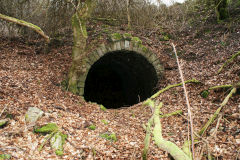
[0,25,239,159]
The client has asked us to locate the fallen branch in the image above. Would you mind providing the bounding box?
[91,17,118,22]
[160,110,182,118]
[198,87,237,136]
[218,51,240,73]
[153,102,191,160]
[142,100,191,160]
[209,85,232,90]
[0,13,50,43]
[151,79,200,99]
[211,114,222,137]
[142,116,154,160]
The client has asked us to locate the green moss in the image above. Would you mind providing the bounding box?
[110,33,122,42]
[99,132,117,142]
[68,84,79,95]
[92,148,97,157]
[72,14,88,39]
[100,105,107,111]
[0,119,8,128]
[60,79,68,90]
[131,113,135,118]
[101,119,109,125]
[131,37,142,45]
[6,113,13,119]
[141,45,149,53]
[163,35,170,41]
[51,132,67,156]
[34,123,59,134]
[0,154,11,159]
[88,125,96,130]
[55,150,63,156]
[123,33,132,40]
[200,90,209,98]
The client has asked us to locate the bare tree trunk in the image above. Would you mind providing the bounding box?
[215,0,229,21]
[127,0,131,29]
[67,0,95,94]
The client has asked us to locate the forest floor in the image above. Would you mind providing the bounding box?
[0,22,239,160]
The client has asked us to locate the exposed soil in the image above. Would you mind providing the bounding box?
[0,22,239,159]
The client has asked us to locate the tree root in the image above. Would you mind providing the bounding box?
[143,100,191,160]
[142,116,153,160]
[153,102,191,160]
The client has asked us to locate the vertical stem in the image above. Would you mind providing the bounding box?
[127,0,131,29]
[171,43,195,159]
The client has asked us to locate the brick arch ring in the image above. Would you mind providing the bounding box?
[72,36,164,98]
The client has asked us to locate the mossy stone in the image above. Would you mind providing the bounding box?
[34,123,59,134]
[123,33,132,40]
[131,37,142,45]
[110,33,122,42]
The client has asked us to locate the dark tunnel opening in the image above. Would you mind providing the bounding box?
[84,50,158,109]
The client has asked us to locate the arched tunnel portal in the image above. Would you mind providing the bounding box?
[69,39,164,109]
[84,50,158,108]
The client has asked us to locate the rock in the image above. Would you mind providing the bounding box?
[236,139,240,144]
[25,107,44,124]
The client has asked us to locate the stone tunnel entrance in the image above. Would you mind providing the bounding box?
[84,50,158,109]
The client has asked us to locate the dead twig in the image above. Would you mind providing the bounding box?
[171,43,195,159]
[210,114,222,138]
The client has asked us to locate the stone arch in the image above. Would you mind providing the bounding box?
[75,36,164,97]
